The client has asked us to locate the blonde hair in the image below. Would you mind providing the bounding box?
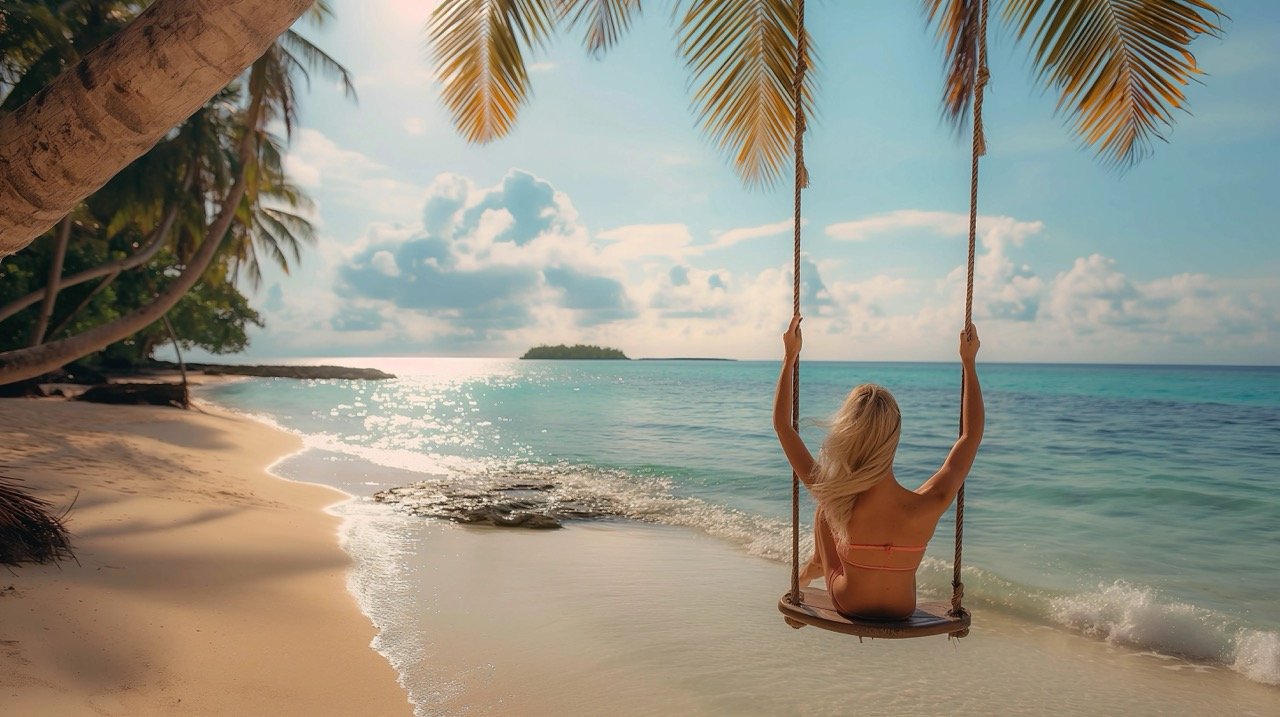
[812,384,901,543]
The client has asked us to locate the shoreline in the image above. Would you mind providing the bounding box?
[10,381,1270,715]
[303,501,1280,716]
[259,444,1280,715]
[0,397,410,715]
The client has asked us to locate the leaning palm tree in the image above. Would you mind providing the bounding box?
[1,0,148,346]
[0,3,352,385]
[0,0,317,254]
[0,97,221,328]
[431,0,1223,185]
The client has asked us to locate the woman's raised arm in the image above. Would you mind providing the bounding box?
[773,316,816,484]
[920,324,984,508]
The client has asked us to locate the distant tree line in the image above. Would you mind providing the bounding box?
[520,344,628,360]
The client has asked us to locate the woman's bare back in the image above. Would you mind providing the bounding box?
[819,478,946,618]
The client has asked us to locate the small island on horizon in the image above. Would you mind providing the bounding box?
[520,344,629,360]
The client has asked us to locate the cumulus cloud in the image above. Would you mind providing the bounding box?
[370,250,401,277]
[325,169,637,350]
[598,224,694,262]
[251,164,1276,363]
[283,128,424,220]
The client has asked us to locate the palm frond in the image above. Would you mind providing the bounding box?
[261,205,318,248]
[923,0,983,129]
[302,0,336,27]
[0,475,74,567]
[253,214,295,271]
[262,182,317,214]
[675,0,816,187]
[241,237,264,291]
[281,29,358,101]
[431,0,558,143]
[559,0,643,56]
[256,130,288,182]
[1004,0,1223,167]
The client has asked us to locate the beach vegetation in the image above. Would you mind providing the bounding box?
[0,0,318,252]
[521,344,629,359]
[0,475,73,567]
[0,1,351,383]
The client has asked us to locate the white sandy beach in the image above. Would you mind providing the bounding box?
[338,516,1280,716]
[4,394,1277,716]
[0,396,410,716]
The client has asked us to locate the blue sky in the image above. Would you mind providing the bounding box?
[211,0,1279,364]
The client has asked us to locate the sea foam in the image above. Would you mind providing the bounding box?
[220,395,1280,689]
[1050,581,1280,685]
[368,453,1280,688]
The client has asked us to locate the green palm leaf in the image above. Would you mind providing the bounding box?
[280,29,358,102]
[675,0,816,187]
[431,0,557,144]
[1003,0,1222,166]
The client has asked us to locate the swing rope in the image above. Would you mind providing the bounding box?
[951,0,989,623]
[785,0,988,627]
[787,0,808,609]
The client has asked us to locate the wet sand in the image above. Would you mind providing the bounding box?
[334,504,1279,716]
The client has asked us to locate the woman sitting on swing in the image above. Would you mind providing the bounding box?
[773,315,984,620]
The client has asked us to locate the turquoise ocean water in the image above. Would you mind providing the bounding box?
[204,358,1279,687]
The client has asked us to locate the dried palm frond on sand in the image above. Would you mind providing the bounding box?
[0,476,74,566]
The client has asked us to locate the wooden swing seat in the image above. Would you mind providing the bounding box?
[778,588,970,639]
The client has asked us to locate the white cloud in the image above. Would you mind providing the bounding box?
[249,169,1279,364]
[825,210,1043,245]
[598,224,694,262]
[707,218,803,251]
[1046,254,1133,325]
[528,62,557,73]
[283,128,425,221]
[826,210,967,241]
[403,116,427,135]
[371,250,400,277]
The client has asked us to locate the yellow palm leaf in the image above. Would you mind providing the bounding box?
[560,0,644,56]
[1002,0,1223,167]
[924,0,986,129]
[676,0,817,188]
[430,0,557,144]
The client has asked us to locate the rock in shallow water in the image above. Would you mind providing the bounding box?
[373,476,624,530]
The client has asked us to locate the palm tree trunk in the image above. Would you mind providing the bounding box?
[0,87,264,385]
[45,269,120,340]
[0,166,192,324]
[162,313,187,384]
[0,0,313,256]
[0,171,247,384]
[161,312,189,407]
[28,216,73,346]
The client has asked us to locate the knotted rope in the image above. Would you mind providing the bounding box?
[950,0,990,629]
[787,0,808,609]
